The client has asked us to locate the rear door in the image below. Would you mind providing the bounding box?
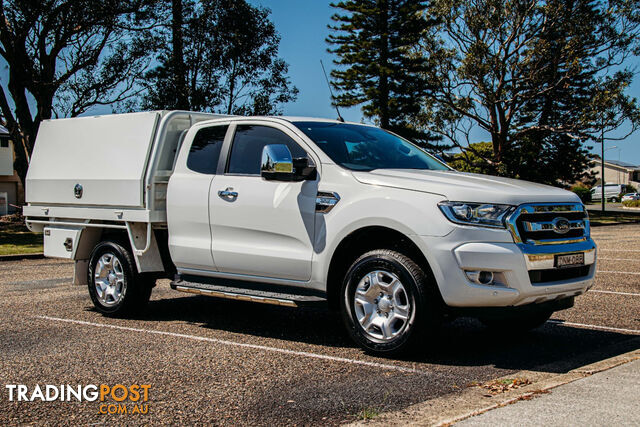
[167,123,230,271]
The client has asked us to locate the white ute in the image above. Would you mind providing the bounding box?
[24,111,597,355]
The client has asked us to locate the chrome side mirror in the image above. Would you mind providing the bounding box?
[261,144,294,180]
[261,144,317,181]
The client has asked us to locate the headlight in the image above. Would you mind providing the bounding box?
[438,201,514,228]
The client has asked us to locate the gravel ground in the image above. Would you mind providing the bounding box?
[0,225,638,425]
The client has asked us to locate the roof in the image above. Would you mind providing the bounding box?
[280,116,366,126]
[0,125,8,136]
[47,111,364,128]
[605,159,639,169]
[592,155,640,169]
[281,116,341,122]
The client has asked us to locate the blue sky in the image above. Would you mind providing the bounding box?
[247,0,362,122]
[251,0,640,163]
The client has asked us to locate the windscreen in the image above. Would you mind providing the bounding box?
[293,121,450,171]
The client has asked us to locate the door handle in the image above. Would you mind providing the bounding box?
[218,187,238,200]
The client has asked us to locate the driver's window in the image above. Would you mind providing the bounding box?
[226,125,309,175]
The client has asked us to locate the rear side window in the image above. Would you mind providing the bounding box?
[187,125,228,174]
[227,125,308,175]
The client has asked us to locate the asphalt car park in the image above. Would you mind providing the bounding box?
[1,224,639,425]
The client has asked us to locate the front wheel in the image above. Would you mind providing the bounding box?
[340,249,440,355]
[88,241,152,316]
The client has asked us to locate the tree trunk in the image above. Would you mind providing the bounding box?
[227,61,237,115]
[12,135,30,189]
[171,0,189,109]
[7,68,38,186]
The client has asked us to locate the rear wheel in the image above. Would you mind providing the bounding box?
[340,249,440,355]
[88,241,152,316]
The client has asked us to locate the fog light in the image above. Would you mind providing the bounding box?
[466,270,495,285]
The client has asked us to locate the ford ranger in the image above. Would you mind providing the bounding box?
[23,111,596,355]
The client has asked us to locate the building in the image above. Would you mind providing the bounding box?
[590,157,640,189]
[0,125,22,215]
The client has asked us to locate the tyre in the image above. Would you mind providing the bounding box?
[340,249,440,355]
[479,311,552,332]
[88,241,152,316]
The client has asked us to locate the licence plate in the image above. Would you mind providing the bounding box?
[555,253,585,268]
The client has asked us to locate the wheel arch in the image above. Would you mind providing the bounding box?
[325,225,443,311]
[72,227,128,286]
[74,225,172,286]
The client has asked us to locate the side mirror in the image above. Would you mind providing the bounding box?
[261,144,317,181]
[292,157,318,181]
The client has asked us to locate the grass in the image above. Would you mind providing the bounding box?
[588,209,640,226]
[355,406,381,421]
[0,222,43,256]
[479,378,532,395]
[622,199,640,208]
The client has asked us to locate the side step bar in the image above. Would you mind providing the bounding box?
[170,278,327,308]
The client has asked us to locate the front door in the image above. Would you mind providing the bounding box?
[209,123,318,281]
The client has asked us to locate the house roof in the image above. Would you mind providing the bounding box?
[592,155,640,169]
[0,125,8,136]
[605,159,639,169]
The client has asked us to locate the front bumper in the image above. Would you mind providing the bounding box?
[420,228,596,308]
[519,239,596,270]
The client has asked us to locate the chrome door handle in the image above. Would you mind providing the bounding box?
[218,188,238,199]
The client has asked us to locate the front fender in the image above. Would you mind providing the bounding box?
[310,181,454,289]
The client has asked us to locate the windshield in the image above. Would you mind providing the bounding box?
[293,121,450,171]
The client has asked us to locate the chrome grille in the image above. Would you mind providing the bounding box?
[507,203,589,245]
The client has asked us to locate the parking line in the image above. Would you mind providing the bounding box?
[0,261,73,271]
[36,315,428,375]
[8,277,72,286]
[548,320,640,335]
[590,290,640,297]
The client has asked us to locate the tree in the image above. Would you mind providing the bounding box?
[509,0,620,185]
[0,0,156,185]
[327,0,443,148]
[423,0,640,185]
[448,141,495,174]
[170,0,189,110]
[142,0,298,115]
